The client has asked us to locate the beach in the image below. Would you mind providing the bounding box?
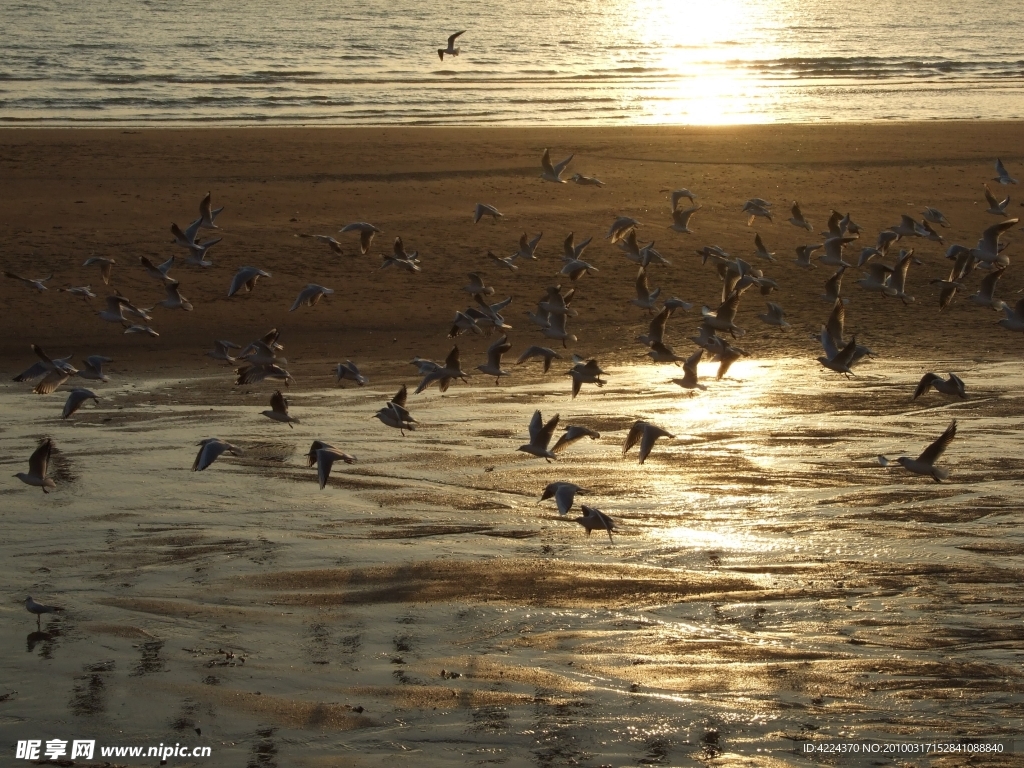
[2,123,1024,766]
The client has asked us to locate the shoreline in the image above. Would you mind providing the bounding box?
[2,121,1023,378]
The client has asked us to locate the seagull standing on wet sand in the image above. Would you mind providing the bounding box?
[878,420,958,482]
[25,596,63,628]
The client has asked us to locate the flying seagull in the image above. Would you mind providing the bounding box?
[193,438,243,471]
[878,420,958,482]
[438,30,466,60]
[15,439,56,493]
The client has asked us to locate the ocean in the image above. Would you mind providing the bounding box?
[3,0,1023,126]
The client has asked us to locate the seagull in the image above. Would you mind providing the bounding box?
[568,359,606,398]
[83,257,116,285]
[518,410,560,461]
[261,390,299,427]
[619,229,668,267]
[170,218,202,249]
[753,233,775,262]
[794,244,821,268]
[375,384,417,434]
[913,372,966,400]
[25,596,63,628]
[96,295,131,323]
[646,340,686,364]
[198,191,224,229]
[820,236,857,267]
[562,232,592,261]
[671,189,697,209]
[539,481,588,515]
[968,266,1006,309]
[192,438,242,471]
[822,300,874,366]
[123,323,159,338]
[984,184,1011,216]
[918,219,945,244]
[449,310,484,338]
[14,439,56,493]
[13,345,78,394]
[669,205,700,234]
[289,283,334,311]
[463,272,494,296]
[817,327,859,376]
[140,255,175,283]
[742,201,772,226]
[473,203,502,224]
[552,425,600,454]
[889,214,922,240]
[971,218,1018,267]
[878,420,957,482]
[334,360,368,386]
[339,222,382,254]
[62,388,99,419]
[542,310,577,348]
[59,285,96,300]
[477,334,513,384]
[235,363,293,386]
[516,345,561,372]
[757,301,790,329]
[623,420,674,465]
[820,266,847,303]
[79,355,112,382]
[671,349,706,391]
[886,250,916,303]
[4,271,51,292]
[857,263,897,296]
[607,216,639,244]
[788,202,812,231]
[159,281,193,311]
[438,30,466,60]
[664,296,693,313]
[315,447,356,489]
[208,340,242,363]
[700,292,745,337]
[539,285,577,317]
[514,232,543,261]
[631,268,660,312]
[301,234,344,254]
[415,346,469,393]
[570,173,604,187]
[541,149,573,183]
[487,250,518,272]
[922,207,951,227]
[228,266,271,297]
[994,158,1018,185]
[574,506,614,543]
[996,298,1024,332]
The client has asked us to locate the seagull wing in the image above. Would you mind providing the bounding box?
[554,484,577,515]
[623,420,645,456]
[552,426,599,454]
[541,149,555,176]
[29,439,52,479]
[916,420,957,465]
[913,372,939,400]
[448,30,466,47]
[270,390,288,415]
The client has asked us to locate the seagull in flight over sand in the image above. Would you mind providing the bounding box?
[62,388,99,419]
[59,284,95,298]
[742,201,772,226]
[753,233,775,262]
[539,481,588,515]
[438,30,466,60]
[671,348,706,391]
[552,424,600,454]
[474,203,502,224]
[334,360,368,386]
[607,216,639,244]
[788,202,812,231]
[340,222,382,254]
[671,189,697,209]
[159,281,193,311]
[375,384,417,434]
[913,372,966,400]
[4,271,51,292]
[513,232,543,261]
[758,301,790,329]
[290,283,334,311]
[477,334,513,384]
[568,359,605,398]
[922,207,951,227]
[314,445,356,489]
[83,257,116,285]
[13,345,77,394]
[996,298,1024,332]
[415,346,469,393]
[261,390,299,427]
[971,218,1017,267]
[193,438,243,471]
[300,234,344,255]
[631,268,660,312]
[541,149,573,183]
[575,506,614,543]
[994,158,1018,185]
[79,355,112,382]
[879,420,957,482]
[669,204,700,234]
[15,439,56,493]
[25,596,63,628]
[518,410,560,461]
[198,191,224,229]
[794,244,821,269]
[228,266,271,297]
[983,184,1011,216]
[623,420,674,465]
[463,272,495,296]
[516,345,561,372]
[208,340,242,363]
[570,173,604,187]
[817,327,859,376]
[967,265,1005,309]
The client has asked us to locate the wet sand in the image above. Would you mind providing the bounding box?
[2,124,1024,765]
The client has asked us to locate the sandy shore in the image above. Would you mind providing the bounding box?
[1,123,1023,379]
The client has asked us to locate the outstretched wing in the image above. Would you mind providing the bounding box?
[623,421,645,456]
[916,420,957,465]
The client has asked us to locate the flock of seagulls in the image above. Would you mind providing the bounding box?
[7,114,1024,625]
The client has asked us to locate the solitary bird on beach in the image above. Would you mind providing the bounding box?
[878,420,958,482]
[193,438,243,471]
[623,420,674,465]
[541,149,573,183]
[25,596,63,628]
[913,372,966,400]
[15,439,56,493]
[261,390,299,428]
[438,30,466,60]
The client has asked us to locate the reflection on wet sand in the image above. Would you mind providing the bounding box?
[2,358,1023,764]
